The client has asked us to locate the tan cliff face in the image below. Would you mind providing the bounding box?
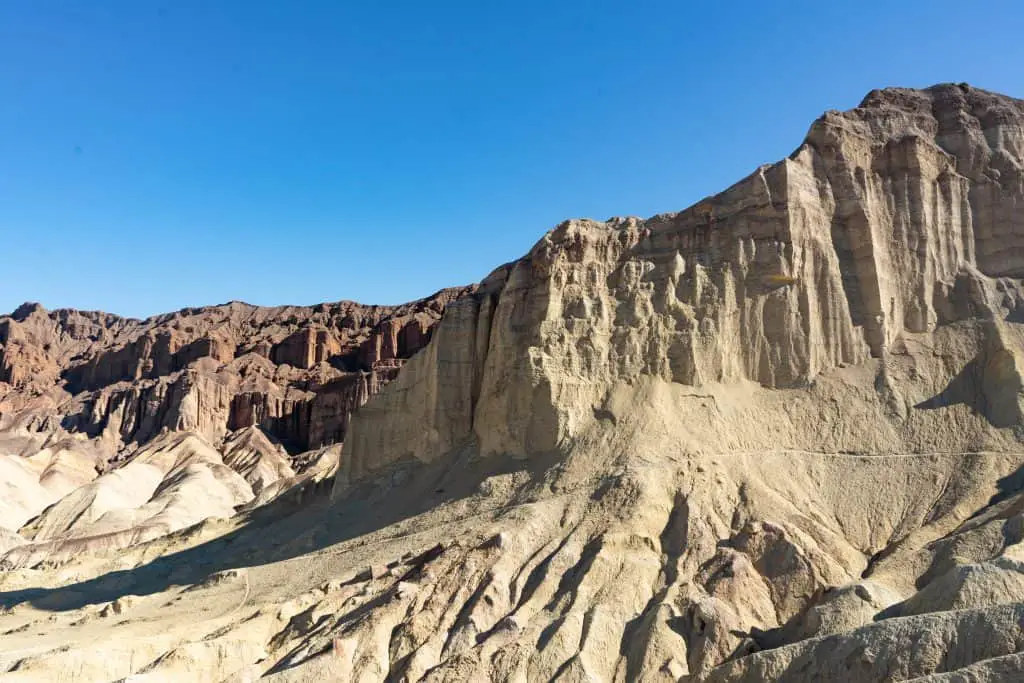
[339,83,1024,485]
[3,84,1024,683]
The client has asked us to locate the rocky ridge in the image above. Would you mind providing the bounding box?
[0,287,470,454]
[1,83,1024,682]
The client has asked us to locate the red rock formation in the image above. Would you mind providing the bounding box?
[271,327,342,369]
[357,313,437,369]
[0,288,473,460]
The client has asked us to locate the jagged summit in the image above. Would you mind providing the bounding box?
[2,84,1024,681]
[859,81,1024,109]
[9,302,45,322]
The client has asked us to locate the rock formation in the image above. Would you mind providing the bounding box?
[340,83,1024,483]
[0,288,470,455]
[2,83,1024,682]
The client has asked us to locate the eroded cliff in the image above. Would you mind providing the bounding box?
[0,289,468,562]
[0,287,470,455]
[340,83,1024,484]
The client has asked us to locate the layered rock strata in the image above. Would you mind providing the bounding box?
[0,287,471,457]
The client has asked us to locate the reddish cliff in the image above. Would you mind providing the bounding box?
[0,288,473,460]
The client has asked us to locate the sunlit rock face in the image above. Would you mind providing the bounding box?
[341,83,1024,483]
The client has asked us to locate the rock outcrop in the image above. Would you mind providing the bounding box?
[339,83,1024,485]
[0,289,469,567]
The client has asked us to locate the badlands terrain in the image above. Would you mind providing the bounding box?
[2,82,1024,681]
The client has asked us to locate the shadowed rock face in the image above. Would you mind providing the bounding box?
[4,84,1024,683]
[0,287,472,454]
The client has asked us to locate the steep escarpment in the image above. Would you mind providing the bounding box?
[2,83,1024,683]
[341,83,1024,484]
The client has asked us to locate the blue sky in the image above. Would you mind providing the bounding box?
[2,1,1022,318]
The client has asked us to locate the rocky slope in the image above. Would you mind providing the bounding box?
[1,83,1024,682]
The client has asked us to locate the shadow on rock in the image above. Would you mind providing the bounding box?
[0,444,556,613]
[914,345,1023,429]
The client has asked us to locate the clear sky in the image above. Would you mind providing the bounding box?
[2,1,1022,319]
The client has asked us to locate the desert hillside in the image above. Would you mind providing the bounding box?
[2,82,1024,682]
